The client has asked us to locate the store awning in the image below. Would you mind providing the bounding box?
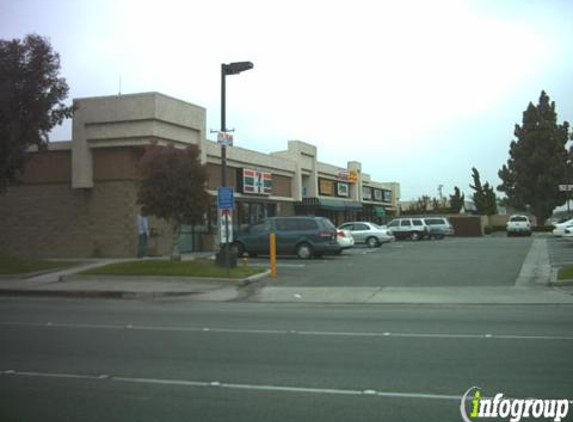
[344,201,364,211]
[374,205,386,217]
[294,198,363,212]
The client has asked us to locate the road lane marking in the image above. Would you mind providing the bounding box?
[248,263,306,268]
[1,369,462,401]
[1,321,572,340]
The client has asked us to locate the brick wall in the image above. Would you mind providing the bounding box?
[0,181,139,258]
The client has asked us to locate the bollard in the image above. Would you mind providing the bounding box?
[269,233,278,278]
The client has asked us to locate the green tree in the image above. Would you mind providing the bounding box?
[0,34,73,193]
[497,91,570,224]
[415,195,430,213]
[137,144,211,261]
[449,186,465,213]
[470,168,497,215]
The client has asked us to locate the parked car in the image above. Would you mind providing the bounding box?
[386,218,430,240]
[337,221,395,248]
[422,217,454,239]
[336,229,355,253]
[232,216,340,259]
[552,218,573,237]
[506,215,532,237]
[563,226,573,241]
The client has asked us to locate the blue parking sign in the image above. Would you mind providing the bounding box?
[217,187,234,209]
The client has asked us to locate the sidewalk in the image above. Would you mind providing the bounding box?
[0,253,269,300]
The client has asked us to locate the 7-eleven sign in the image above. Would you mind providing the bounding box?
[243,169,272,195]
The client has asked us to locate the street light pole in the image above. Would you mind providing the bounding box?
[220,65,229,273]
[219,61,253,271]
[565,158,572,218]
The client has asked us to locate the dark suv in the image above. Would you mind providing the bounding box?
[232,216,340,259]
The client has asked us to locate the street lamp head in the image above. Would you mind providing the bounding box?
[222,61,254,75]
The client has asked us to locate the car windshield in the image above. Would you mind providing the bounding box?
[510,216,528,222]
[320,218,336,230]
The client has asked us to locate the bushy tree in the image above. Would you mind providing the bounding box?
[0,34,73,193]
[414,195,430,213]
[449,186,465,213]
[497,91,570,223]
[470,168,497,215]
[137,144,211,260]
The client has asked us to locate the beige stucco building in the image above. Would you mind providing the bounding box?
[0,92,400,258]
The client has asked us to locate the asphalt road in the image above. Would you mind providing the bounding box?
[249,237,534,287]
[1,298,572,422]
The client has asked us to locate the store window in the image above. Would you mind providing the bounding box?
[236,202,276,229]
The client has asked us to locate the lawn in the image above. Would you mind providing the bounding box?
[0,256,74,275]
[558,265,573,281]
[81,259,266,279]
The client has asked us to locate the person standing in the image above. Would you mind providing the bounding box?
[137,208,150,258]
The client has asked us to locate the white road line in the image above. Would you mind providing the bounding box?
[1,369,462,401]
[1,321,572,340]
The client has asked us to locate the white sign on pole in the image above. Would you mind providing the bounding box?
[559,185,573,192]
[217,132,234,146]
[219,209,233,244]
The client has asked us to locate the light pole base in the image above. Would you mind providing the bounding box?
[215,248,238,268]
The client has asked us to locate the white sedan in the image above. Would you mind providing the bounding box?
[338,221,395,248]
[552,218,573,237]
[336,229,355,253]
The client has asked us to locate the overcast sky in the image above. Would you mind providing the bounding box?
[1,0,572,200]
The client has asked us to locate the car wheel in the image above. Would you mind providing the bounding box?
[410,231,421,241]
[296,242,313,259]
[366,236,379,248]
[231,242,245,257]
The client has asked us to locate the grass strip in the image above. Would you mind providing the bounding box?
[558,265,573,281]
[80,259,266,279]
[0,256,74,275]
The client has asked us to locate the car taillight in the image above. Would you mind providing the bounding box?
[337,230,345,237]
[321,231,335,239]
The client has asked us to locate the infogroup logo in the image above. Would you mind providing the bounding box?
[460,386,571,422]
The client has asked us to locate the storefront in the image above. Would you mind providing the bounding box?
[360,185,395,224]
[0,93,401,258]
[294,197,363,226]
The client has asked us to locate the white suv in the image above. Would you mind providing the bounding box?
[506,215,532,237]
[422,217,454,239]
[387,218,430,241]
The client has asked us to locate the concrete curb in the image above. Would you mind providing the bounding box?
[239,270,271,287]
[0,268,74,281]
[0,270,271,300]
[60,274,260,284]
[548,266,573,287]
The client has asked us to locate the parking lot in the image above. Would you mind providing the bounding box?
[547,236,573,268]
[247,236,535,288]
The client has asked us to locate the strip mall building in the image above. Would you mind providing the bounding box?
[0,93,400,258]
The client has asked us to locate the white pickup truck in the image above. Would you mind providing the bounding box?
[506,215,532,237]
